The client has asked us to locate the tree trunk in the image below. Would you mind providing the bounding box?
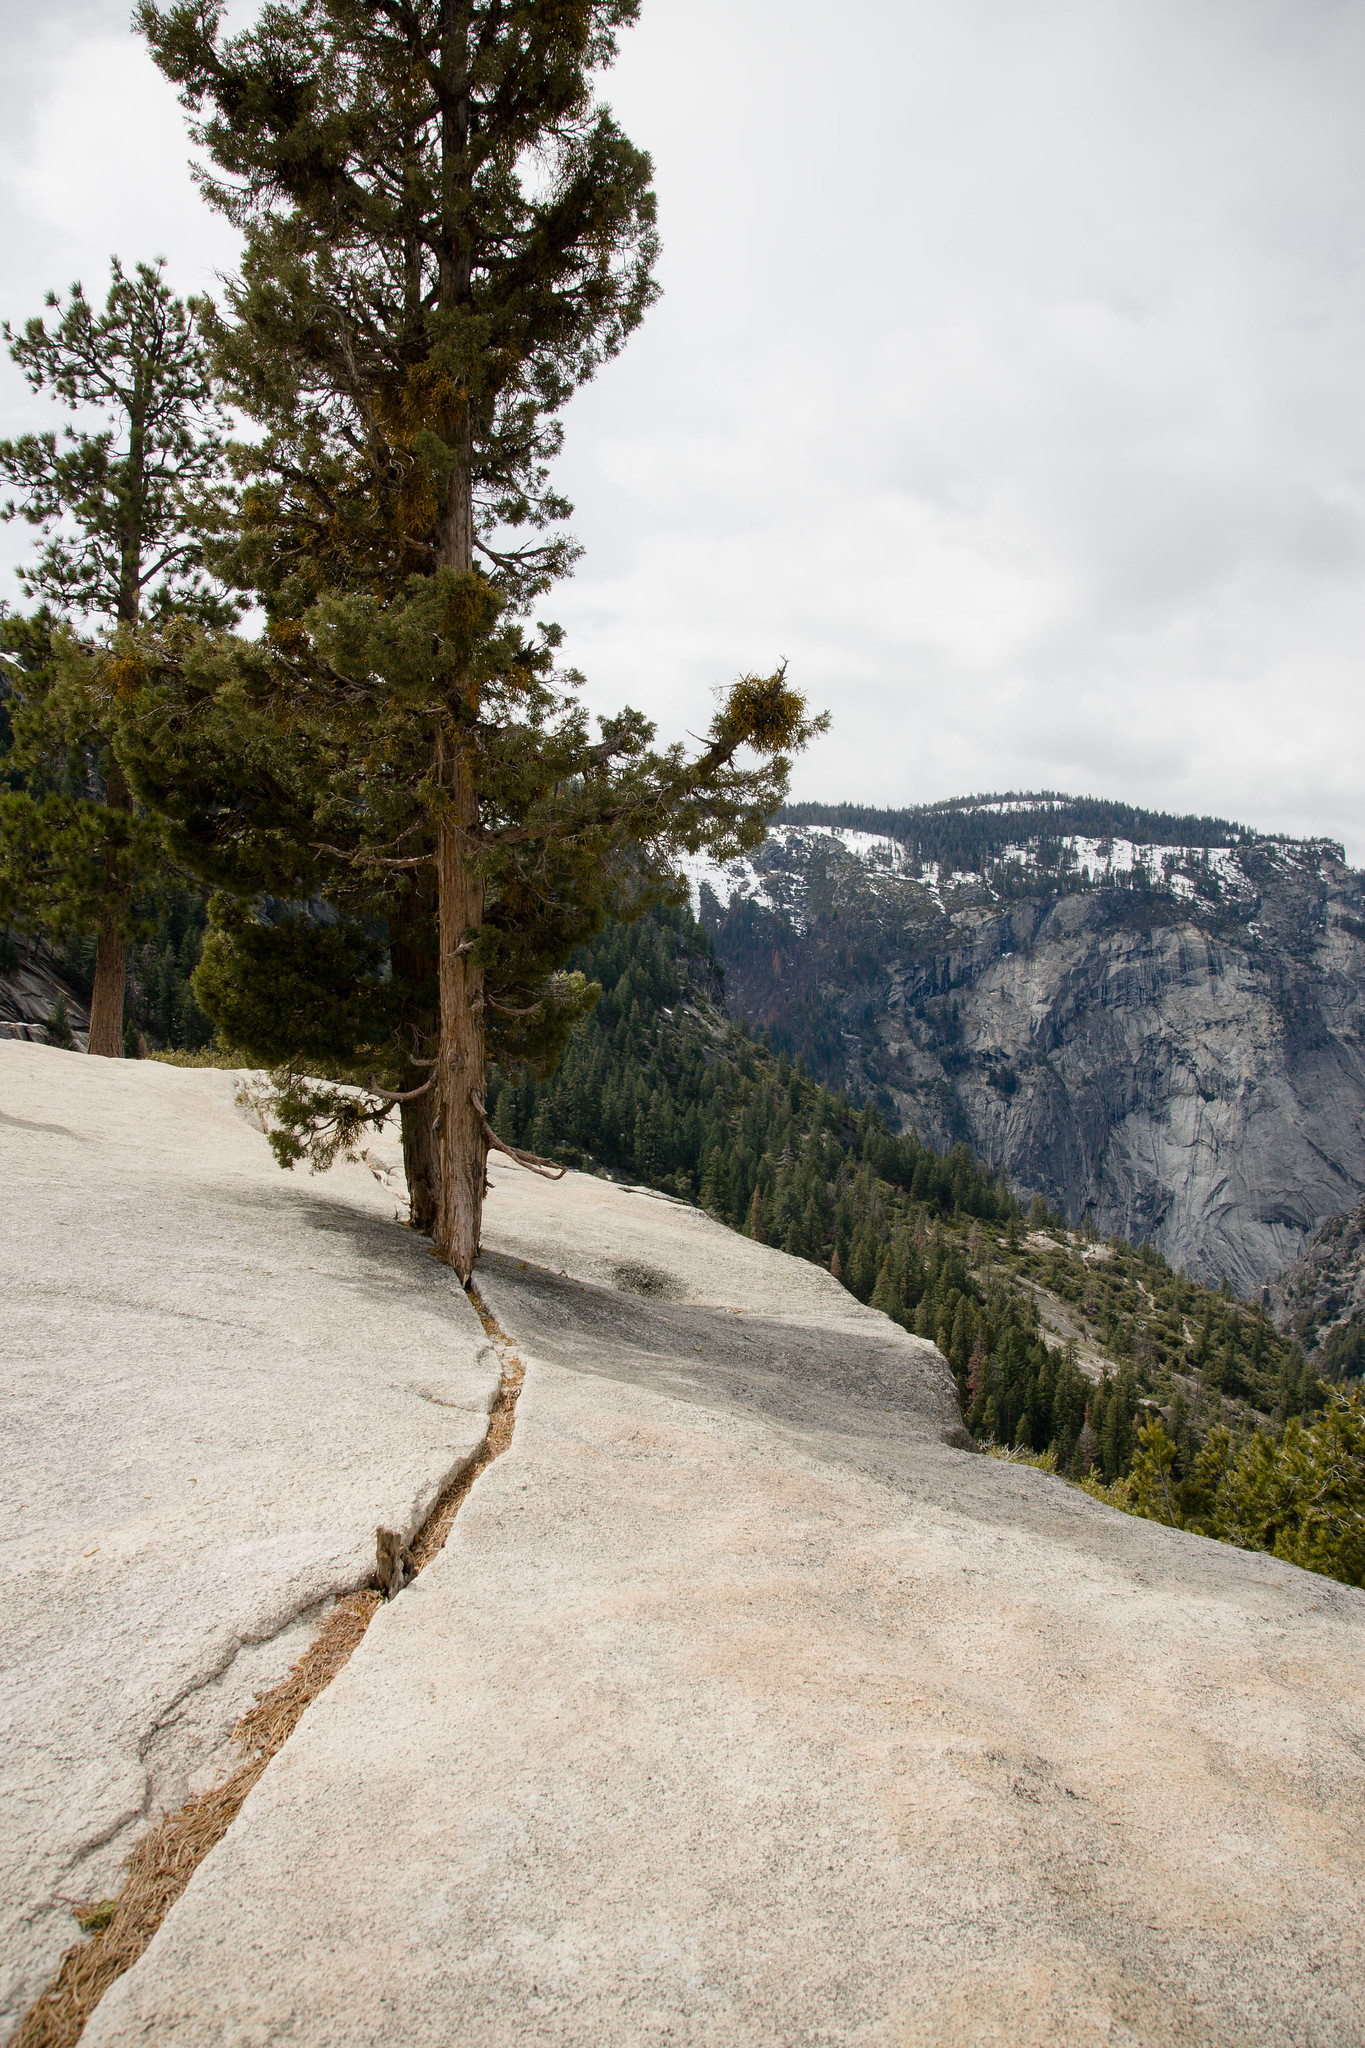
[388,874,440,1233]
[430,391,481,1268]
[432,727,486,1278]
[400,1094,440,1237]
[87,755,135,1058]
[429,0,483,1275]
[87,914,128,1058]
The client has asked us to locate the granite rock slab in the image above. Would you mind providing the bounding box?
[83,1159,1365,2047]
[0,1045,498,2035]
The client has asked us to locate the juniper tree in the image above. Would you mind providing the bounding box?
[0,260,231,1053]
[132,0,825,1273]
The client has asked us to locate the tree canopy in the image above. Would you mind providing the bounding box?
[129,0,824,1267]
[0,260,230,1053]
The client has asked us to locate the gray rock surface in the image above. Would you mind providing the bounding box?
[0,1045,498,2037]
[0,944,90,1048]
[1269,1197,1365,1364]
[85,1158,1365,2047]
[698,818,1365,1293]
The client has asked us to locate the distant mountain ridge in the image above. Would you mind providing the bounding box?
[773,794,1343,882]
[687,795,1365,1295]
[775,792,1344,870]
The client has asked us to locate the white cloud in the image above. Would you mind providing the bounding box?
[0,8,239,306]
[2,0,1363,851]
[550,0,1365,852]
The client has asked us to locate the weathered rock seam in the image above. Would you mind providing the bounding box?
[11,1296,526,2048]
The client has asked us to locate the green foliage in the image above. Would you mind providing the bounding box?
[74,1900,118,1937]
[0,612,166,955]
[138,0,658,613]
[127,2,823,1246]
[0,258,233,630]
[125,887,214,1051]
[0,262,234,1047]
[1110,1399,1365,1588]
[193,895,394,1071]
[45,990,74,1049]
[1008,1229,1318,1415]
[0,623,210,1060]
[116,594,819,1098]
[254,1071,390,1176]
[1317,1321,1365,1385]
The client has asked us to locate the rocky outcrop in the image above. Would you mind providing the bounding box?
[692,805,1365,1294]
[1270,1200,1365,1370]
[79,1152,1365,2048]
[11,1060,1365,2048]
[0,942,89,1048]
[0,1045,499,2035]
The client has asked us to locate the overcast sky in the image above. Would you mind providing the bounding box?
[2,1,1363,851]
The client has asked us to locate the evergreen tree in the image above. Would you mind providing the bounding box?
[1113,1397,1365,1587]
[132,0,823,1272]
[0,259,231,1053]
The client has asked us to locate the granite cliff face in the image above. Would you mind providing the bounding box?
[690,798,1365,1295]
[0,942,89,1048]
[1270,1200,1365,1375]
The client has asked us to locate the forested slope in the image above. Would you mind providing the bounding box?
[777,792,1256,869]
[487,910,1344,1496]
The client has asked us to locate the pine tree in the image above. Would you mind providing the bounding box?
[46,989,74,1050]
[870,1250,899,1322]
[1192,1396,1365,1585]
[0,259,231,1053]
[131,0,824,1273]
[1124,1415,1181,1527]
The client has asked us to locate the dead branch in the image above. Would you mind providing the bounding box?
[485,993,549,1018]
[311,841,435,870]
[366,1072,436,1103]
[472,1093,565,1179]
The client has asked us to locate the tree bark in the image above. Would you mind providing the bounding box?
[428,0,483,1273]
[400,1093,440,1236]
[87,914,128,1058]
[389,875,440,1234]
[429,371,482,1267]
[87,755,134,1058]
[432,726,486,1278]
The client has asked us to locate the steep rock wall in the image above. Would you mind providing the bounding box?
[1270,1198,1365,1367]
[695,820,1365,1293]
